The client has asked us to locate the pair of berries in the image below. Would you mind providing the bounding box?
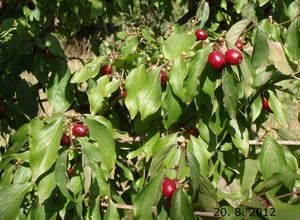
[60,123,89,146]
[208,48,243,69]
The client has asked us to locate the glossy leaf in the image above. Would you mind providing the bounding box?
[186,151,201,198]
[241,159,258,194]
[133,173,164,220]
[269,90,288,127]
[170,188,195,220]
[257,136,287,179]
[222,67,240,119]
[125,65,146,119]
[169,57,188,102]
[285,19,300,62]
[185,44,212,102]
[37,171,56,204]
[29,116,63,181]
[229,119,249,156]
[225,19,251,45]
[88,76,120,114]
[162,31,195,60]
[268,41,294,75]
[84,117,116,172]
[86,196,101,220]
[121,36,138,56]
[162,86,182,129]
[0,182,33,220]
[70,56,106,83]
[47,68,74,113]
[103,200,120,220]
[55,150,74,201]
[251,28,269,69]
[137,67,162,120]
[250,95,262,122]
[195,1,210,28]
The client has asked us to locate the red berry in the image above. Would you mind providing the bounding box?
[225,49,243,65]
[160,68,167,85]
[195,29,208,41]
[162,177,177,199]
[100,64,113,75]
[67,167,75,177]
[235,40,244,50]
[27,0,36,10]
[262,98,273,113]
[121,89,127,98]
[72,123,89,137]
[44,48,53,58]
[60,134,71,146]
[208,51,226,69]
[0,106,5,118]
[187,127,199,138]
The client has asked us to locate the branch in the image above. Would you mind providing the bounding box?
[117,136,300,146]
[276,190,300,199]
[100,202,219,217]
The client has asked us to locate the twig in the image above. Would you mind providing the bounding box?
[100,202,219,217]
[248,140,300,146]
[117,136,300,146]
[276,190,300,199]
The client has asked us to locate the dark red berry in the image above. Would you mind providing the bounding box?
[27,0,36,10]
[0,106,5,118]
[195,29,208,41]
[187,127,199,138]
[160,68,167,85]
[121,89,127,98]
[67,167,75,177]
[208,51,226,69]
[44,48,53,58]
[235,39,244,50]
[60,134,71,146]
[72,123,89,137]
[100,64,113,75]
[162,177,177,199]
[262,98,273,113]
[225,49,243,65]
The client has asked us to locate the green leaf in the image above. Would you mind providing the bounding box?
[0,182,33,220]
[89,0,104,17]
[222,67,240,118]
[37,171,56,204]
[184,44,213,102]
[269,90,288,127]
[30,116,63,181]
[125,65,146,119]
[47,68,74,113]
[257,136,287,180]
[137,67,162,120]
[120,36,138,56]
[228,119,249,156]
[84,118,116,172]
[187,137,211,176]
[241,159,258,194]
[196,176,218,211]
[169,57,188,102]
[186,152,201,198]
[250,95,262,122]
[195,1,210,28]
[258,0,270,7]
[162,31,195,60]
[162,86,182,129]
[80,140,103,164]
[116,161,134,181]
[225,19,251,45]
[170,188,195,220]
[268,40,294,75]
[88,76,120,114]
[70,56,106,83]
[251,28,269,69]
[86,196,101,220]
[285,19,300,62]
[133,173,164,220]
[283,148,298,174]
[45,34,66,60]
[268,198,300,220]
[55,150,74,201]
[103,200,120,220]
